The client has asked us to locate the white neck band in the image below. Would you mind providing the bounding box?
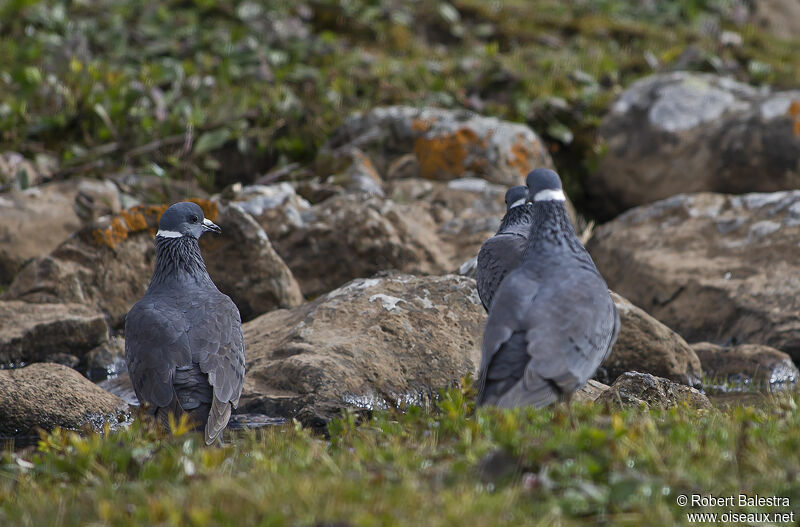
[533,189,566,202]
[156,229,182,238]
[509,197,527,209]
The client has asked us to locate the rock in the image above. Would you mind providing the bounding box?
[750,0,800,40]
[223,182,311,239]
[572,379,610,403]
[268,194,451,297]
[98,375,139,407]
[320,106,553,187]
[692,342,798,392]
[588,72,800,218]
[83,337,127,382]
[0,301,108,367]
[596,372,712,409]
[240,273,484,426]
[587,191,800,363]
[200,203,305,321]
[109,173,209,206]
[0,178,120,285]
[0,151,57,191]
[314,147,385,197]
[3,200,303,326]
[597,293,703,387]
[0,363,129,440]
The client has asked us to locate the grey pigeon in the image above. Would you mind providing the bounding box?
[125,202,245,444]
[477,169,619,408]
[476,185,532,312]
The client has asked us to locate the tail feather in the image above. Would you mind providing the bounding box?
[205,396,232,445]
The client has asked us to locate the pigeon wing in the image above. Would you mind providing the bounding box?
[477,269,540,404]
[476,234,528,312]
[185,292,245,444]
[125,298,192,411]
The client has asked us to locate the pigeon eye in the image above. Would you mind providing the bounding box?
[189,215,199,223]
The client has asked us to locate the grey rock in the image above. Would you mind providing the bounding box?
[597,371,712,409]
[589,72,800,218]
[240,273,484,426]
[597,293,703,387]
[587,190,800,363]
[0,363,129,440]
[0,301,108,367]
[692,342,798,392]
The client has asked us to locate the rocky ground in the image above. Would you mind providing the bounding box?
[2,1,800,440]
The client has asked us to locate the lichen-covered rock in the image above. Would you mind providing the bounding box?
[320,106,553,187]
[589,72,800,218]
[692,342,798,392]
[3,200,302,326]
[240,273,484,426]
[597,293,703,387]
[0,301,108,367]
[596,371,712,409]
[0,178,120,285]
[587,190,800,362]
[0,363,129,440]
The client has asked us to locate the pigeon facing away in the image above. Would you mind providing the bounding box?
[125,202,245,444]
[477,169,619,408]
[476,185,532,312]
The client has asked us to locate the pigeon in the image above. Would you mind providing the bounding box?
[125,202,245,444]
[476,185,532,312]
[477,169,619,408]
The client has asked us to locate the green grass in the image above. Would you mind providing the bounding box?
[3,1,800,213]
[2,386,800,526]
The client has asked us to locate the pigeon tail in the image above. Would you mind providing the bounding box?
[205,396,232,445]
[149,235,215,290]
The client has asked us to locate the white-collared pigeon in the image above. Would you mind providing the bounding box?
[125,202,245,444]
[476,185,532,312]
[477,169,619,408]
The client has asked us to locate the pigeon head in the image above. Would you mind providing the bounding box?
[526,168,565,202]
[504,186,529,211]
[157,202,221,240]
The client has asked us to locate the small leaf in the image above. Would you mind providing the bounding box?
[194,128,231,155]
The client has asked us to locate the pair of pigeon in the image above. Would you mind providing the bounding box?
[475,169,619,408]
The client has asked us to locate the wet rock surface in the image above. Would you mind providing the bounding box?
[589,72,800,218]
[240,273,484,426]
[597,293,703,387]
[0,301,108,367]
[597,371,712,409]
[587,190,800,363]
[692,342,799,392]
[0,363,129,440]
[3,200,302,326]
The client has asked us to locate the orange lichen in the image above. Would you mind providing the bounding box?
[508,139,535,177]
[411,118,433,133]
[91,199,219,249]
[790,100,800,137]
[413,128,484,180]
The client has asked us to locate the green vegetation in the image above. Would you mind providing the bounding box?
[2,386,800,525]
[3,0,800,209]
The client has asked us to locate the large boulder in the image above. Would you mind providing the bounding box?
[266,193,451,297]
[0,363,129,441]
[599,293,703,387]
[587,190,800,362]
[240,273,484,426]
[3,200,303,326]
[0,301,108,367]
[692,342,798,392]
[319,106,553,187]
[588,72,800,218]
[0,178,120,284]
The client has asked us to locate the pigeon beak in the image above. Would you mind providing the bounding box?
[202,218,222,234]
